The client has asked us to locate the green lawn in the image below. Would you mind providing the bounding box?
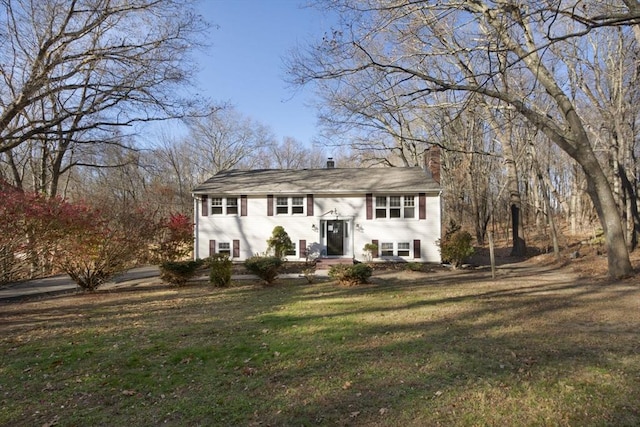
[1,264,639,426]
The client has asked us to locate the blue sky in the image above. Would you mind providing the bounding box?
[195,0,333,146]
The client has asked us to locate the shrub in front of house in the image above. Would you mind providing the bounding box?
[160,259,204,286]
[266,226,293,259]
[209,254,232,287]
[329,263,372,286]
[362,243,378,261]
[438,230,474,269]
[244,256,283,285]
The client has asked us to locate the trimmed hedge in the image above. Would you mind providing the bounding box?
[209,254,232,287]
[328,263,372,286]
[244,256,283,285]
[439,230,474,268]
[159,259,204,286]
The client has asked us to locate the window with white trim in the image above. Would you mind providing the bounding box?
[404,196,415,218]
[276,196,306,215]
[389,196,401,218]
[210,197,239,216]
[375,195,416,219]
[398,242,411,256]
[276,197,289,214]
[380,242,394,257]
[227,197,238,215]
[380,242,411,257]
[375,197,387,218]
[292,197,304,214]
[218,242,231,255]
[211,197,223,215]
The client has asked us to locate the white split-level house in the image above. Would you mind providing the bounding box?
[192,162,442,264]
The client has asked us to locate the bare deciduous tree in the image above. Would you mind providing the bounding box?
[0,0,209,195]
[289,0,636,278]
[183,107,276,179]
[266,136,327,169]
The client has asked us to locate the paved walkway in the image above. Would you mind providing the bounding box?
[0,267,329,302]
[0,266,162,301]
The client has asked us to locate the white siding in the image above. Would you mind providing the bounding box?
[194,192,441,263]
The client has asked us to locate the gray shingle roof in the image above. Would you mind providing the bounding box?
[192,167,440,195]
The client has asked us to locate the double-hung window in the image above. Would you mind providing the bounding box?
[210,197,239,216]
[389,196,401,218]
[398,242,411,256]
[380,242,411,257]
[276,197,288,214]
[380,242,394,256]
[375,197,387,218]
[211,197,224,215]
[292,197,304,214]
[404,196,415,218]
[375,195,416,219]
[276,196,305,215]
[226,197,238,215]
[218,242,231,255]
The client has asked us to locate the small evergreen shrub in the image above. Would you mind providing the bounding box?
[266,226,293,258]
[438,230,474,269]
[159,259,204,286]
[328,263,372,286]
[209,254,232,287]
[244,256,283,285]
[362,243,378,261]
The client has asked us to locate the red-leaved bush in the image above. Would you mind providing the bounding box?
[0,181,80,282]
[153,213,193,262]
[0,180,193,289]
[0,181,185,289]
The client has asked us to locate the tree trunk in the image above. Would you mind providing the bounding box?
[531,144,560,259]
[502,137,526,257]
[581,152,633,278]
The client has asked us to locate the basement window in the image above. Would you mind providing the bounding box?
[380,242,394,257]
[398,242,411,257]
[218,242,231,255]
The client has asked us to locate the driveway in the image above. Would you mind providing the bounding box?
[0,266,161,301]
[0,266,329,301]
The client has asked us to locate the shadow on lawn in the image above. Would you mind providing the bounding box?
[247,265,640,425]
[2,260,639,426]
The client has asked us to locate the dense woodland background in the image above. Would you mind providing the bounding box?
[2,0,640,282]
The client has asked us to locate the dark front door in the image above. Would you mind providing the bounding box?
[326,220,344,256]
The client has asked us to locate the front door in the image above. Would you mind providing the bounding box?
[326,220,344,256]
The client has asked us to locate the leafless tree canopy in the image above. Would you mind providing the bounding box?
[288,0,640,278]
[0,0,210,195]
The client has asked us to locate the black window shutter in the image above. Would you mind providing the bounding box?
[209,240,216,257]
[366,194,373,220]
[413,239,421,259]
[372,239,379,258]
[233,240,240,258]
[241,195,247,216]
[299,239,306,258]
[267,195,274,216]
[419,193,426,219]
[202,195,208,217]
[307,194,314,216]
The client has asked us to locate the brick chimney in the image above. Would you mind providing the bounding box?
[424,146,441,183]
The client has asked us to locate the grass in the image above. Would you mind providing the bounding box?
[1,262,639,426]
